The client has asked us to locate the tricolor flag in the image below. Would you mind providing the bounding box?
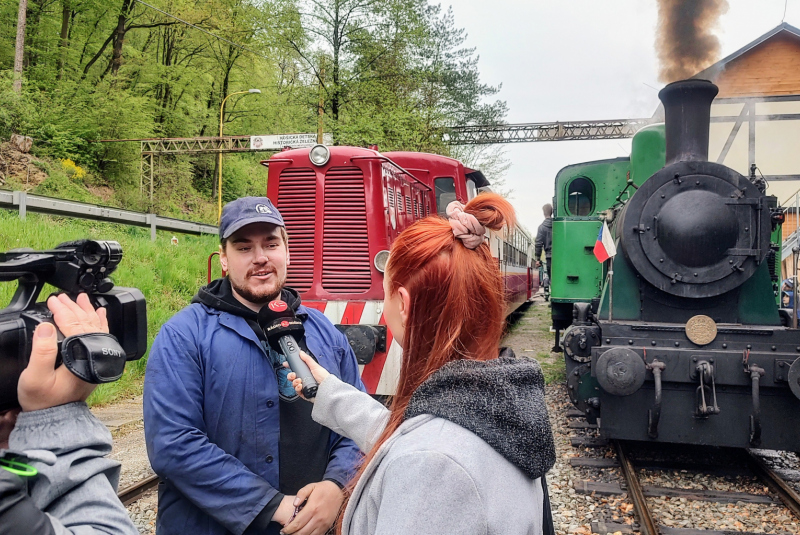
[593,222,617,263]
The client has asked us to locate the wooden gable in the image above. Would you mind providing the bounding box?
[711,32,800,97]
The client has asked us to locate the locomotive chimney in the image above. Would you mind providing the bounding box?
[658,79,719,166]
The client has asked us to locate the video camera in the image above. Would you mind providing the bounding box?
[0,240,147,411]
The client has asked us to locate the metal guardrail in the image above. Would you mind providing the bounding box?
[0,190,218,241]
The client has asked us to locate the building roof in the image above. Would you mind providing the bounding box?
[693,22,800,80]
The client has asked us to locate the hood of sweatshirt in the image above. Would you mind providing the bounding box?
[191,278,303,320]
[404,349,556,480]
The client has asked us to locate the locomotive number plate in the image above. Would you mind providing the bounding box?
[685,315,717,346]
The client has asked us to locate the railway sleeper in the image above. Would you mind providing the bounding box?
[573,479,778,504]
[591,521,790,535]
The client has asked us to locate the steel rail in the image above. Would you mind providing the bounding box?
[746,450,800,520]
[117,474,160,507]
[614,440,659,535]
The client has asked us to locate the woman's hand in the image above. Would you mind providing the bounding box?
[17,294,109,412]
[286,351,330,402]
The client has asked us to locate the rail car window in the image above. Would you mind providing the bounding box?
[566,177,595,216]
[435,177,457,216]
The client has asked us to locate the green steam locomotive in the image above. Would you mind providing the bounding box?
[552,79,800,450]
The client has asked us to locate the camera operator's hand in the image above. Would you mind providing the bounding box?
[18,294,109,412]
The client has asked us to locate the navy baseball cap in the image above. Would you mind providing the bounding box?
[219,197,285,240]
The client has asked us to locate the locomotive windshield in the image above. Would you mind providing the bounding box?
[435,177,457,216]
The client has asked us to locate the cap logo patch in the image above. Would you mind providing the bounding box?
[255,204,272,214]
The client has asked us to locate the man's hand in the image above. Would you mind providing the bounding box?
[286,351,331,403]
[280,481,344,535]
[17,294,109,412]
[272,495,297,526]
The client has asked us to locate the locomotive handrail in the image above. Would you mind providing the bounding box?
[350,155,433,191]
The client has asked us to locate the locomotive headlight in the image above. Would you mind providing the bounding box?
[374,250,390,273]
[309,144,330,166]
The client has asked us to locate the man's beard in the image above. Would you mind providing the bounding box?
[230,270,286,306]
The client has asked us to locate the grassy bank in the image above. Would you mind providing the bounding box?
[0,209,220,405]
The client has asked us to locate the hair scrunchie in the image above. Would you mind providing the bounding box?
[445,201,486,249]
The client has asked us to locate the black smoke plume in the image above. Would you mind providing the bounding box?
[656,0,729,82]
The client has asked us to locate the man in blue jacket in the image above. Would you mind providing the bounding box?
[144,197,365,535]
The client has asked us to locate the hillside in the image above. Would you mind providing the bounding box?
[0,140,268,224]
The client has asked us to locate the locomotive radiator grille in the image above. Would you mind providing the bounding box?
[323,166,371,293]
[277,167,317,292]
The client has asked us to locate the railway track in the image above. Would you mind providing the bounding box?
[118,474,159,507]
[567,410,800,535]
[613,441,800,535]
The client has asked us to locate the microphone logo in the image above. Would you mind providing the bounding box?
[269,300,288,312]
[281,320,289,327]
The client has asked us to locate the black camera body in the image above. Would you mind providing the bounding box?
[0,240,147,411]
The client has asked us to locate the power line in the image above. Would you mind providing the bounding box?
[133,0,268,60]
[783,0,789,23]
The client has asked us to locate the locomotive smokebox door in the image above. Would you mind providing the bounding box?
[617,161,772,299]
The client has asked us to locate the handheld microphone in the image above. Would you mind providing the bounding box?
[257,300,318,398]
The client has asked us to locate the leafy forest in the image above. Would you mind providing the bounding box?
[0,0,507,221]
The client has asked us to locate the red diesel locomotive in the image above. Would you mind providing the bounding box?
[262,145,536,395]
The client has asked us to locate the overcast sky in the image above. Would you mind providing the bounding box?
[444,0,800,232]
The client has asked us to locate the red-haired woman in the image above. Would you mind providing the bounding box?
[283,193,556,535]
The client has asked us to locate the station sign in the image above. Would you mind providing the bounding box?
[249,133,332,150]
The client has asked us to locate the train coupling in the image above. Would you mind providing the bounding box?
[692,360,720,418]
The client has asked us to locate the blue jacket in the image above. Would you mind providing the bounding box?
[143,287,365,535]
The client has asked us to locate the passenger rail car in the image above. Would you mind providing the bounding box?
[556,79,800,451]
[262,146,536,395]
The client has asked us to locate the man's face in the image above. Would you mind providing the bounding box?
[220,223,288,308]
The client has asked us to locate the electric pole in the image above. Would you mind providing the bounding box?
[317,67,325,144]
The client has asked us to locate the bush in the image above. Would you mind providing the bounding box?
[60,158,86,179]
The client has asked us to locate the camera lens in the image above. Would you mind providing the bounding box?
[82,241,103,266]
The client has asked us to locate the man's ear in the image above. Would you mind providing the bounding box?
[219,244,228,272]
[397,286,411,328]
[286,250,290,266]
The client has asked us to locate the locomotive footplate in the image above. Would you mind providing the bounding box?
[587,321,800,450]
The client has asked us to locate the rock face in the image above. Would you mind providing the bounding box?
[10,134,32,153]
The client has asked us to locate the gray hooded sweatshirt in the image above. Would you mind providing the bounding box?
[3,402,138,535]
[311,352,556,535]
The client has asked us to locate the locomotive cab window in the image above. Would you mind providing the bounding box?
[435,177,457,216]
[466,178,477,200]
[566,176,595,216]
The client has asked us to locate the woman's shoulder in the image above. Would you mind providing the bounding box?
[387,416,509,470]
